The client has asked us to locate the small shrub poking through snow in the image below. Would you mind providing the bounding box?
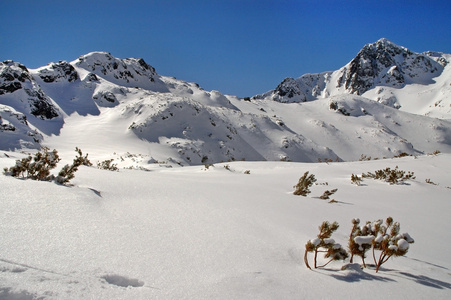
[351,174,362,186]
[305,217,414,273]
[304,221,348,269]
[362,166,415,185]
[3,147,91,185]
[370,217,414,272]
[293,171,317,196]
[56,148,92,184]
[97,159,119,171]
[348,218,374,267]
[319,188,338,200]
[3,147,60,180]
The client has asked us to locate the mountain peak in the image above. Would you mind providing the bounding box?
[74,51,159,89]
[361,38,410,55]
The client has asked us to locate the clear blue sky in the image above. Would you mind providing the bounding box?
[2,0,450,97]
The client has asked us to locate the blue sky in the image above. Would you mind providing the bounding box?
[2,0,450,97]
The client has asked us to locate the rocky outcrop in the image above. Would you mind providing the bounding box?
[74,52,158,87]
[0,61,31,95]
[37,61,79,83]
[0,61,60,120]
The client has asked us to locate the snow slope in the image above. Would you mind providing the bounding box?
[1,152,450,299]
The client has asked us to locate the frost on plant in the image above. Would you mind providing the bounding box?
[294,171,317,196]
[304,221,348,269]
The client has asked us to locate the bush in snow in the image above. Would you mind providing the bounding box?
[348,218,374,268]
[351,174,362,186]
[304,221,348,269]
[319,188,338,200]
[370,217,414,272]
[293,171,317,196]
[3,147,91,185]
[97,159,118,171]
[3,147,60,180]
[56,147,92,184]
[362,166,415,185]
[305,218,414,272]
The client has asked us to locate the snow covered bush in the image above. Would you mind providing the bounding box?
[348,218,374,267]
[293,171,317,196]
[3,147,60,180]
[362,166,415,185]
[370,217,414,272]
[4,147,91,185]
[304,217,414,272]
[304,221,348,269]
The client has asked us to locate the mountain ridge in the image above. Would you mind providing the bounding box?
[254,38,449,113]
[1,39,451,165]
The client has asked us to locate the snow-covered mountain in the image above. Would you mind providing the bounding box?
[1,39,451,165]
[255,38,451,118]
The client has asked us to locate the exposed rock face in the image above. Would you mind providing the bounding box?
[0,61,60,120]
[0,61,31,95]
[38,61,79,83]
[0,105,43,149]
[338,38,442,95]
[75,52,157,86]
[25,87,60,119]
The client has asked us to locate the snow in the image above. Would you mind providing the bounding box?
[388,245,399,251]
[397,239,410,251]
[1,152,451,299]
[354,236,375,246]
[310,238,321,247]
[323,238,335,245]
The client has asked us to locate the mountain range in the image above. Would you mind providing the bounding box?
[1,38,450,166]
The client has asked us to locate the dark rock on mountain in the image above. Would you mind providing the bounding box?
[0,61,31,95]
[37,61,79,83]
[338,38,442,95]
[75,52,158,87]
[0,60,60,120]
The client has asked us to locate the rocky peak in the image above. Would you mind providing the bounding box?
[75,52,157,86]
[273,77,304,102]
[261,39,446,103]
[338,38,442,95]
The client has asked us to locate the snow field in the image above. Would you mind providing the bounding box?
[1,152,450,299]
